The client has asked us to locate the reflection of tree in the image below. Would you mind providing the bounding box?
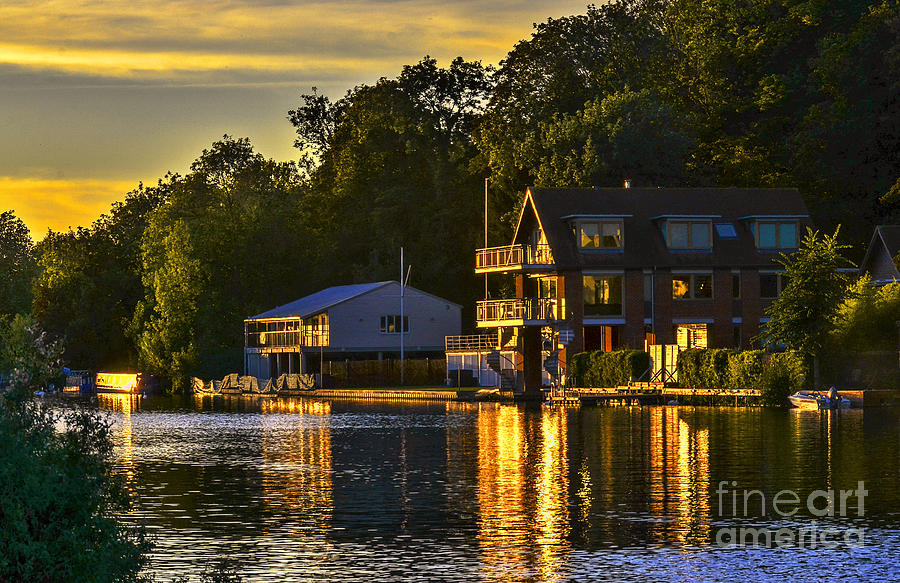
[475,405,570,582]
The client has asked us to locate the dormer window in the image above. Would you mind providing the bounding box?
[578,220,623,250]
[663,220,712,250]
[756,221,797,249]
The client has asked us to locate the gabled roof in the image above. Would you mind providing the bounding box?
[522,187,812,269]
[248,282,391,320]
[860,225,900,275]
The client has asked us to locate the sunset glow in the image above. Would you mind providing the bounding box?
[1,0,590,236]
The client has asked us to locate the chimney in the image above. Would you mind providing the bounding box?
[624,179,631,189]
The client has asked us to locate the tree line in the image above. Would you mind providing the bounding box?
[2,0,900,391]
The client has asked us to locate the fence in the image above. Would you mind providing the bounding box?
[321,358,446,388]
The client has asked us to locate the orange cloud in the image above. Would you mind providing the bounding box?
[0,177,136,238]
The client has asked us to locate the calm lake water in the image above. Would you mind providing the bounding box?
[96,394,900,582]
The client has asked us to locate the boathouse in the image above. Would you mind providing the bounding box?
[244,281,461,382]
[471,186,815,396]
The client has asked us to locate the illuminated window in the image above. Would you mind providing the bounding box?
[756,221,798,249]
[583,274,623,316]
[380,315,409,333]
[579,220,623,249]
[672,273,714,300]
[664,221,712,250]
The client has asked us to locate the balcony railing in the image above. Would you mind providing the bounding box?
[475,244,554,272]
[445,333,499,352]
[247,327,329,349]
[476,298,563,326]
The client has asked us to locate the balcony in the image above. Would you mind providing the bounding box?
[246,327,329,350]
[476,298,564,327]
[444,332,500,352]
[475,244,554,273]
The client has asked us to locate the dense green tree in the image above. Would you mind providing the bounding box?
[129,136,305,389]
[476,1,668,222]
[829,276,900,352]
[32,182,169,370]
[758,228,855,383]
[289,57,493,315]
[0,210,36,318]
[530,89,694,187]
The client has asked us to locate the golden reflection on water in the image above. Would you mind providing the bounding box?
[97,393,141,497]
[475,405,570,582]
[648,407,710,545]
[260,398,333,548]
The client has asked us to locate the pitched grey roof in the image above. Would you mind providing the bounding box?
[248,282,391,320]
[521,187,813,270]
[860,225,900,278]
[875,225,900,257]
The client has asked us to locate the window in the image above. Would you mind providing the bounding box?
[380,315,409,333]
[672,273,713,300]
[579,220,623,249]
[664,221,712,249]
[538,277,557,299]
[755,221,798,249]
[583,274,623,316]
[732,273,741,299]
[760,272,789,299]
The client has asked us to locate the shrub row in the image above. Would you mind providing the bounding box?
[676,348,808,405]
[569,350,650,388]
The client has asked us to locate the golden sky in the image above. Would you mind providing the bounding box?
[0,0,591,237]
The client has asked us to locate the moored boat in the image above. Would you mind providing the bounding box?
[788,387,851,409]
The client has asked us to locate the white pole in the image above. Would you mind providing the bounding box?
[484,177,488,300]
[400,246,405,386]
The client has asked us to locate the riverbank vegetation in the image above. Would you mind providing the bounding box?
[2,0,900,390]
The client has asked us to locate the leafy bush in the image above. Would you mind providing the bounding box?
[726,350,766,389]
[758,361,795,406]
[0,389,148,582]
[568,350,649,387]
[675,348,807,406]
[676,348,733,389]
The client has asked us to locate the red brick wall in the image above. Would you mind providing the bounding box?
[741,268,761,345]
[624,270,644,348]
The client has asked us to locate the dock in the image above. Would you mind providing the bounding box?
[547,383,762,406]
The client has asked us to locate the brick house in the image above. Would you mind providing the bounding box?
[473,186,814,395]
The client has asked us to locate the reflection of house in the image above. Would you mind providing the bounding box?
[860,225,900,285]
[244,281,460,380]
[474,186,814,395]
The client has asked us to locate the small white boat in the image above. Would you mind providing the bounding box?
[788,387,850,410]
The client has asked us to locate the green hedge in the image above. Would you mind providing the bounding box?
[569,350,650,387]
[675,348,808,405]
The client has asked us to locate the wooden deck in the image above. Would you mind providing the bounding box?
[547,384,762,406]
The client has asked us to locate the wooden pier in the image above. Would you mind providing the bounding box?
[547,383,762,406]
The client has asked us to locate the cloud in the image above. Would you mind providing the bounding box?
[0,177,137,237]
[0,0,588,85]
